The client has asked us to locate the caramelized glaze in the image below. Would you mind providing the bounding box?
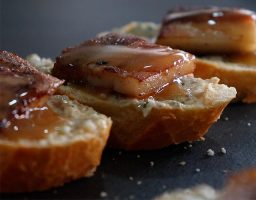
[152,79,189,100]
[0,50,64,128]
[53,33,195,98]
[164,8,256,25]
[70,76,189,101]
[61,45,192,73]
[0,107,65,141]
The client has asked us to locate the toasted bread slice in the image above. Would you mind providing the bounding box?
[195,58,256,103]
[0,95,112,192]
[156,7,256,54]
[57,76,236,150]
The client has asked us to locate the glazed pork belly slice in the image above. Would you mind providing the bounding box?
[0,51,64,128]
[52,33,195,98]
[157,7,256,54]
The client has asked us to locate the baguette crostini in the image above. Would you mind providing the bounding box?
[156,7,256,103]
[0,51,112,192]
[52,33,236,150]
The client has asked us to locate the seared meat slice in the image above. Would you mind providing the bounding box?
[157,7,256,54]
[52,33,195,98]
[0,51,64,128]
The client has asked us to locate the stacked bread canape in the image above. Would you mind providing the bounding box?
[52,33,236,150]
[157,7,256,103]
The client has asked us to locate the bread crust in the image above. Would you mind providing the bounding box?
[0,96,112,192]
[0,138,105,192]
[195,58,256,103]
[57,77,236,150]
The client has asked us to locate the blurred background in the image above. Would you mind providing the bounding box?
[1,0,256,57]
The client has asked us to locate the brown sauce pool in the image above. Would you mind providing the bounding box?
[0,106,65,141]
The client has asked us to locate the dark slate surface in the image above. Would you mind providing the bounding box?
[1,1,256,199]
[1,104,256,199]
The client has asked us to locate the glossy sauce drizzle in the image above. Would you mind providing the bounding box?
[0,107,66,141]
[164,8,256,25]
[63,45,193,72]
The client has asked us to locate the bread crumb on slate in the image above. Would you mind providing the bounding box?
[150,161,155,167]
[195,168,201,173]
[137,181,142,185]
[207,149,215,156]
[179,161,186,166]
[100,191,107,198]
[221,147,227,154]
[248,122,251,126]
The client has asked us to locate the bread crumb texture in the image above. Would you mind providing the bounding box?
[154,185,218,200]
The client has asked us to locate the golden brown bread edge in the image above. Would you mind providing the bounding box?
[0,137,105,192]
[195,58,256,103]
[57,77,236,150]
[0,95,112,192]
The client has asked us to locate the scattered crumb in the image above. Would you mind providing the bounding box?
[150,161,155,167]
[137,154,141,158]
[224,117,229,121]
[100,191,107,198]
[129,195,135,199]
[118,151,122,155]
[137,180,142,185]
[207,149,215,157]
[200,137,205,141]
[248,122,251,127]
[179,161,186,166]
[221,147,227,154]
[188,144,193,148]
[162,185,167,189]
[195,168,201,173]
[129,176,134,181]
[184,146,188,150]
[223,170,228,173]
[53,189,58,194]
